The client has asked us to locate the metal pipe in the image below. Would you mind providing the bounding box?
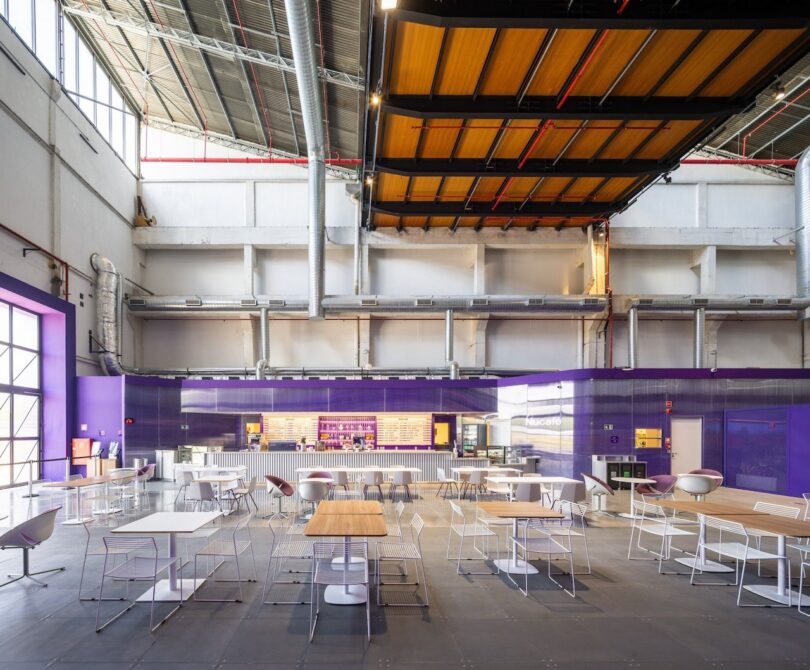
[90,254,124,375]
[680,158,798,166]
[445,308,454,362]
[693,307,706,368]
[285,0,326,319]
[139,156,360,165]
[630,296,810,311]
[576,317,584,369]
[627,306,638,369]
[796,150,810,307]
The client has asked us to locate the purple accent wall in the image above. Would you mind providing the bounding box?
[75,376,123,472]
[0,272,75,482]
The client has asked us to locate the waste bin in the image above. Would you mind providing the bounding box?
[155,449,178,481]
[131,457,148,470]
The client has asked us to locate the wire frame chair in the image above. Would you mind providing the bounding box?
[376,513,429,607]
[446,500,500,575]
[95,536,182,633]
[509,517,576,598]
[309,541,370,642]
[193,512,258,602]
[262,521,315,606]
[626,500,695,575]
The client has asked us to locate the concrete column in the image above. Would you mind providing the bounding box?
[243,244,257,294]
[693,307,706,368]
[576,317,584,369]
[357,315,371,368]
[628,307,639,368]
[245,181,256,227]
[360,243,370,294]
[474,317,488,367]
[691,246,716,294]
[582,318,602,368]
[48,82,63,297]
[707,320,723,369]
[473,244,486,294]
[696,182,708,229]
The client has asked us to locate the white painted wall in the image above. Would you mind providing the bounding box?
[369,248,474,295]
[0,20,140,375]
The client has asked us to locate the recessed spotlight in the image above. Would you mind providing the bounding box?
[365,175,374,186]
[370,92,381,107]
[773,83,786,101]
[380,0,397,10]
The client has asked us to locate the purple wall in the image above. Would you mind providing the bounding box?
[75,376,123,473]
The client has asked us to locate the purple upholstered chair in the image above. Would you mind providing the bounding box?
[635,474,678,498]
[581,473,614,513]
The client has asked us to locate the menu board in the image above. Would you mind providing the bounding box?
[377,415,431,446]
[262,415,317,442]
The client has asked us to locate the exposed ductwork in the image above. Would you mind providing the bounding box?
[255,307,270,380]
[445,310,459,379]
[629,296,810,311]
[126,294,608,314]
[285,0,326,320]
[796,149,810,308]
[693,307,706,368]
[90,253,126,375]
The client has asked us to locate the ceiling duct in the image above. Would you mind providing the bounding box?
[630,296,810,312]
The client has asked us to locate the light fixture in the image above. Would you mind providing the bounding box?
[370,92,381,107]
[380,0,397,10]
[365,175,374,186]
[773,84,786,101]
[663,173,672,184]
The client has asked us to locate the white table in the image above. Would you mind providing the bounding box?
[111,511,221,601]
[610,476,656,518]
[173,464,247,483]
[486,475,580,501]
[197,474,241,514]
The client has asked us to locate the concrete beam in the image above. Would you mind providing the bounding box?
[610,226,795,250]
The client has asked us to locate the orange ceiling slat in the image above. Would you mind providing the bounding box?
[564,177,607,199]
[611,31,701,97]
[478,28,549,95]
[527,121,578,159]
[434,28,498,95]
[376,173,410,201]
[593,177,640,202]
[654,30,753,97]
[454,119,503,158]
[699,29,807,97]
[418,118,464,158]
[471,177,508,201]
[595,121,658,159]
[373,213,400,227]
[492,120,541,159]
[428,217,457,228]
[388,22,445,95]
[502,177,541,200]
[454,217,482,228]
[634,120,703,158]
[568,30,651,97]
[530,177,573,200]
[439,176,476,200]
[564,122,626,158]
[408,176,444,200]
[527,29,597,97]
[380,114,422,158]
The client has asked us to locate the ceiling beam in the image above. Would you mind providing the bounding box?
[369,201,615,218]
[389,1,810,30]
[61,1,364,91]
[373,157,675,178]
[381,95,742,120]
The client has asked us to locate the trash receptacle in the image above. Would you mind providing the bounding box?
[131,457,148,470]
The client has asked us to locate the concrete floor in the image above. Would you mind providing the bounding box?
[0,480,807,670]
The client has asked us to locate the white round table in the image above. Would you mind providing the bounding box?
[610,476,656,519]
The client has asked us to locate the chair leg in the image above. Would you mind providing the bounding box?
[4,548,64,588]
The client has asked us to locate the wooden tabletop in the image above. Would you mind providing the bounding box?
[112,511,222,534]
[316,501,383,515]
[656,500,770,516]
[708,513,810,538]
[477,502,564,519]
[304,513,388,537]
[43,472,133,488]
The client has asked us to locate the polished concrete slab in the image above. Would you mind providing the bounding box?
[0,481,807,669]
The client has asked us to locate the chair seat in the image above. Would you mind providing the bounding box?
[105,556,177,580]
[272,540,315,559]
[479,516,513,527]
[196,539,252,558]
[313,561,368,586]
[542,527,584,538]
[512,535,570,555]
[385,523,402,537]
[636,525,695,538]
[788,543,810,555]
[703,541,785,562]
[450,523,497,538]
[377,542,421,560]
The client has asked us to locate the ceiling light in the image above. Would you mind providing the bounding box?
[380,0,397,9]
[370,92,381,107]
[773,83,786,101]
[365,175,374,186]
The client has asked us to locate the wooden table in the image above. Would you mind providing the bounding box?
[305,512,386,605]
[43,473,134,525]
[112,511,221,602]
[610,476,657,518]
[477,502,564,574]
[710,513,810,605]
[316,500,383,515]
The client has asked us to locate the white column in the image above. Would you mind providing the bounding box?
[243,244,257,294]
[357,316,370,368]
[245,181,256,227]
[691,246,716,294]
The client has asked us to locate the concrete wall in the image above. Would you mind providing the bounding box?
[0,19,140,375]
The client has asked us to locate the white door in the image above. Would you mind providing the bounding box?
[670,417,703,474]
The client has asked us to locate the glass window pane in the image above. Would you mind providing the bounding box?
[13,394,39,438]
[34,0,56,74]
[111,88,124,157]
[63,18,77,98]
[78,38,94,120]
[0,440,11,487]
[12,307,39,349]
[0,302,8,342]
[9,0,33,47]
[95,62,110,140]
[0,393,10,438]
[12,348,39,389]
[125,112,137,171]
[12,440,38,483]
[0,345,10,386]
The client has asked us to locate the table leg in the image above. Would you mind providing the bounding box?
[324,535,366,605]
[743,534,801,605]
[618,484,637,519]
[61,486,92,525]
[136,532,205,602]
[493,518,539,574]
[675,517,734,573]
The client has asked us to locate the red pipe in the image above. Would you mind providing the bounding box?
[741,85,810,157]
[411,124,667,131]
[680,159,798,166]
[0,223,70,301]
[140,157,361,165]
[556,30,612,110]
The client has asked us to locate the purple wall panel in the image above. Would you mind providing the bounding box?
[185,412,239,450]
[725,408,787,494]
[328,387,386,412]
[217,387,274,412]
[788,406,810,497]
[385,387,441,412]
[274,387,329,411]
[440,386,497,412]
[75,376,123,473]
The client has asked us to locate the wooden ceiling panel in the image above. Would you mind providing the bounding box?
[434,28,498,95]
[569,30,651,96]
[530,122,578,159]
[388,22,445,95]
[634,120,702,158]
[596,122,657,158]
[564,122,625,158]
[526,29,597,97]
[564,177,606,198]
[655,30,753,97]
[478,28,549,95]
[530,177,573,199]
[373,213,400,227]
[454,119,502,158]
[418,119,463,158]
[471,177,508,200]
[503,177,542,200]
[439,176,476,200]
[380,114,421,157]
[429,217,457,227]
[699,29,807,97]
[492,120,541,159]
[455,217,482,228]
[594,177,639,201]
[482,217,513,228]
[408,176,444,200]
[611,30,701,96]
[376,173,410,201]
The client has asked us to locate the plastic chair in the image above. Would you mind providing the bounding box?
[264,475,295,520]
[0,507,64,588]
[676,474,715,501]
[581,473,614,513]
[229,476,259,512]
[461,470,487,500]
[309,541,370,642]
[636,474,678,498]
[446,500,500,575]
[435,467,459,498]
[330,470,350,494]
[185,481,222,512]
[376,513,429,607]
[298,480,329,518]
[174,470,195,504]
[556,482,587,504]
[689,468,724,488]
[362,470,384,500]
[389,470,413,502]
[513,482,543,503]
[193,513,257,602]
[95,536,181,633]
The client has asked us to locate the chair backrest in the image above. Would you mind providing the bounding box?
[648,474,678,494]
[245,476,257,493]
[330,470,349,486]
[188,481,215,501]
[688,469,723,489]
[364,470,383,485]
[312,540,367,562]
[308,471,333,482]
[557,482,587,503]
[103,536,157,555]
[395,500,405,520]
[804,492,810,520]
[298,479,329,503]
[448,500,464,522]
[676,474,715,496]
[437,467,448,481]
[752,501,800,519]
[333,490,362,500]
[393,470,412,485]
[699,513,747,538]
[513,481,542,502]
[581,473,614,495]
[469,469,486,485]
[633,499,666,520]
[182,471,195,485]
[558,499,588,519]
[0,507,61,548]
[410,513,425,543]
[266,474,294,496]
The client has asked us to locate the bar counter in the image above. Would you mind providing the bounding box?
[206,450,490,483]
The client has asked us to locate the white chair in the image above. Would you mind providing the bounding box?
[750,501,800,576]
[626,500,695,574]
[789,542,810,617]
[676,474,716,501]
[362,470,384,500]
[193,513,257,602]
[435,467,459,498]
[803,493,810,521]
[229,476,259,512]
[690,514,791,607]
[298,480,329,518]
[462,470,487,500]
[309,541,370,642]
[95,536,181,633]
[513,482,543,503]
[545,500,592,575]
[330,470,351,495]
[332,489,363,500]
[78,519,133,602]
[376,513,429,607]
[386,500,406,540]
[174,470,195,505]
[262,522,315,606]
[185,481,222,512]
[510,517,576,597]
[0,507,64,588]
[389,470,413,502]
[446,500,500,575]
[581,473,615,513]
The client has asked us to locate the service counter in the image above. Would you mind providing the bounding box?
[206,450,490,483]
